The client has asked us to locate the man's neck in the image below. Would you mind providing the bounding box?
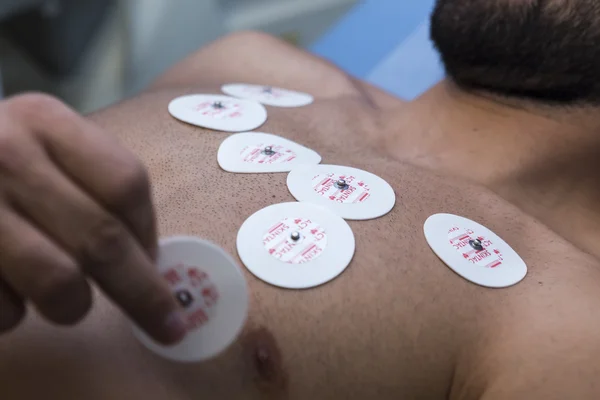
[380,80,600,257]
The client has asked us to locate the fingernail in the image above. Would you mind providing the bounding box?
[164,310,188,344]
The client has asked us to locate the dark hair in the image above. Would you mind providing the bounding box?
[430,0,600,104]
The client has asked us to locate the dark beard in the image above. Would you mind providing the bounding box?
[430,0,600,104]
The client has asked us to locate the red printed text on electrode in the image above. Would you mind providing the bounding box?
[240,143,297,164]
[312,173,371,204]
[193,101,243,119]
[447,226,504,269]
[263,217,327,264]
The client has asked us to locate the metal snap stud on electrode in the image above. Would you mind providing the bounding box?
[469,239,484,251]
[263,145,276,156]
[334,179,349,190]
[212,101,225,109]
[290,231,301,242]
[175,289,194,308]
[262,87,273,94]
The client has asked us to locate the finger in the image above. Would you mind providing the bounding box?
[0,209,91,325]
[9,94,158,258]
[0,278,26,334]
[8,159,187,344]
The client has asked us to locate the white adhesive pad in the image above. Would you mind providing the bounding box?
[287,165,396,220]
[237,202,355,289]
[168,94,267,132]
[424,214,527,288]
[132,236,248,362]
[222,83,314,108]
[218,132,321,173]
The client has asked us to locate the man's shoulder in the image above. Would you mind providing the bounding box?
[450,255,600,400]
[150,31,404,108]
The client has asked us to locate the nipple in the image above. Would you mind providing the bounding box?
[243,327,288,393]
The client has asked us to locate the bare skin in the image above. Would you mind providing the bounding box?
[157,31,600,260]
[1,32,600,399]
[378,83,600,261]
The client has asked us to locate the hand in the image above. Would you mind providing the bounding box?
[0,93,187,344]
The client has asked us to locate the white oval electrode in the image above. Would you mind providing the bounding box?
[287,164,396,220]
[168,94,267,132]
[222,83,314,108]
[132,236,249,362]
[237,202,355,289]
[218,132,321,173]
[423,213,528,288]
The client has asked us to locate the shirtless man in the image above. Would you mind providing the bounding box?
[2,0,600,399]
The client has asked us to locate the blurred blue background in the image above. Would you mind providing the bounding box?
[311,0,443,100]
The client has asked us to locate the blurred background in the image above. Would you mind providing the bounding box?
[0,0,358,113]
